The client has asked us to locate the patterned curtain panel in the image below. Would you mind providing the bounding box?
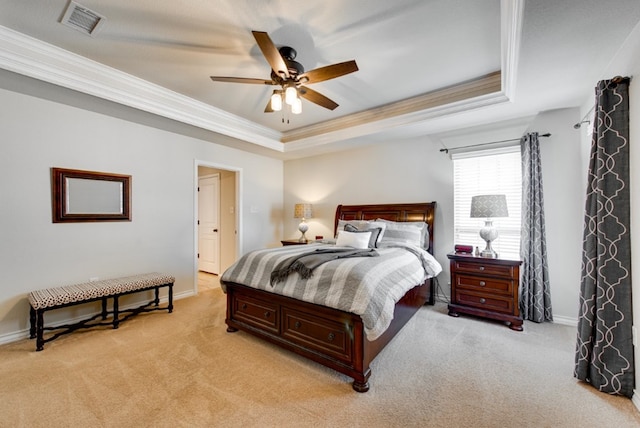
[520,132,553,322]
[574,76,634,397]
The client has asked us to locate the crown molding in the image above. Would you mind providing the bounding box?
[282,0,524,149]
[501,0,524,101]
[0,25,284,152]
[281,72,505,148]
[0,0,523,155]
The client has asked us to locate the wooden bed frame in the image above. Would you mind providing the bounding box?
[224,202,437,392]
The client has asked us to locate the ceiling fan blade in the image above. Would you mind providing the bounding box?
[298,86,339,110]
[252,31,289,79]
[210,76,274,85]
[298,60,358,84]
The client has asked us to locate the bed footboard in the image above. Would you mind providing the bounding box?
[225,278,432,392]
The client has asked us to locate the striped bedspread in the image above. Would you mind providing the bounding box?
[220,243,442,340]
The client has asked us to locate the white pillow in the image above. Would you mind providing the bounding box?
[335,230,372,249]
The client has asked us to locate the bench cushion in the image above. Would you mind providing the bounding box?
[28,273,175,310]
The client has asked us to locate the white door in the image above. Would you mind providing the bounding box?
[198,174,220,274]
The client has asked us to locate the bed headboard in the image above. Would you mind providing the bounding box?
[334,202,436,254]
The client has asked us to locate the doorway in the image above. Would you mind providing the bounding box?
[195,161,241,293]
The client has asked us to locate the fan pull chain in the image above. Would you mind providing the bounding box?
[281,109,290,124]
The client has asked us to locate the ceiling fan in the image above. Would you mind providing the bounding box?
[210,31,358,115]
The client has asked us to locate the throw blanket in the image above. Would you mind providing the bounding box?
[221,243,442,341]
[270,248,378,286]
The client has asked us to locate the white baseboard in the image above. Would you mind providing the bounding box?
[0,289,195,347]
[551,315,578,327]
[431,291,581,329]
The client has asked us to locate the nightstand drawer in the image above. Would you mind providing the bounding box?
[456,290,514,314]
[453,261,514,278]
[454,274,513,295]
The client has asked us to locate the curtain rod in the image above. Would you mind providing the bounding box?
[439,133,551,154]
[574,105,595,129]
[574,75,631,129]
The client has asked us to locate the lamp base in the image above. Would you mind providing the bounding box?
[480,246,498,258]
[479,219,499,258]
[298,220,309,243]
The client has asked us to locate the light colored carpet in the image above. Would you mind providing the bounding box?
[1,285,639,428]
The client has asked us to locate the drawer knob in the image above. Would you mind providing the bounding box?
[264,311,271,318]
[479,281,486,286]
[241,303,247,310]
[294,321,301,329]
[479,298,486,304]
[327,332,335,342]
[479,266,485,271]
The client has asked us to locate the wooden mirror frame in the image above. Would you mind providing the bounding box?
[51,167,131,223]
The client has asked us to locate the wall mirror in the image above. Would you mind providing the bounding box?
[51,167,131,222]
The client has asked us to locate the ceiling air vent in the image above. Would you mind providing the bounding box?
[60,1,106,36]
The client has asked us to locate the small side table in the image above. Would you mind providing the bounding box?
[281,239,312,246]
[447,252,523,331]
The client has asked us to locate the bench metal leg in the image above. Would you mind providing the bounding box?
[154,287,160,306]
[168,283,173,313]
[36,310,44,351]
[113,296,120,329]
[29,306,36,339]
[101,297,108,320]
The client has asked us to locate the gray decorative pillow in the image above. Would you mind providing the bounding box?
[336,220,369,236]
[376,219,429,249]
[336,220,386,245]
[344,223,383,248]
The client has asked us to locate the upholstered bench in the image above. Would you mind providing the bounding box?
[28,272,175,351]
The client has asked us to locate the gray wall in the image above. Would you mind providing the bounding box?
[284,136,454,296]
[283,107,585,322]
[0,85,284,341]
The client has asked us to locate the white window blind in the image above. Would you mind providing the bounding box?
[453,147,522,258]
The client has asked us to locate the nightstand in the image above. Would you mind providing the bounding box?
[281,239,312,246]
[447,253,523,331]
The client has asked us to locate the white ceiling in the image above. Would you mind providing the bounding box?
[1,0,639,158]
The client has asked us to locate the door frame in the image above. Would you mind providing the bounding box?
[193,159,242,293]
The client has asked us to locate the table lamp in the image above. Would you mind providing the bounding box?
[470,194,508,258]
[294,203,313,242]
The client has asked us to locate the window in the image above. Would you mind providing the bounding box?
[453,147,522,258]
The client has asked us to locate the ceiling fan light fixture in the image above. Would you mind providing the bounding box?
[285,86,298,106]
[270,91,282,111]
[291,97,302,115]
[210,30,358,117]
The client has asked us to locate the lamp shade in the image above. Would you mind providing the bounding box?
[470,194,508,218]
[294,203,313,219]
[291,97,302,115]
[270,91,282,111]
[285,86,298,106]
